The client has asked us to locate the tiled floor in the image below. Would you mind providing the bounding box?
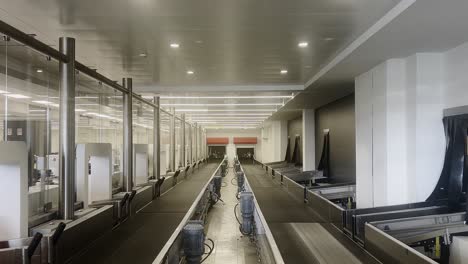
[204,167,259,264]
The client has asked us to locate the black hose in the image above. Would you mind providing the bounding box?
[230,177,238,186]
[204,242,213,253]
[234,203,242,226]
[201,238,215,263]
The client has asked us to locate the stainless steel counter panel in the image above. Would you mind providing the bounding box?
[370,212,468,244]
[307,189,345,227]
[364,224,436,264]
[159,175,173,194]
[353,206,447,243]
[131,186,153,213]
[282,175,307,203]
[31,205,114,263]
[343,200,446,237]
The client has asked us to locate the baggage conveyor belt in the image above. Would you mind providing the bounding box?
[242,164,380,264]
[72,162,219,264]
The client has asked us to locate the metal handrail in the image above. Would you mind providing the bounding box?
[75,61,127,93]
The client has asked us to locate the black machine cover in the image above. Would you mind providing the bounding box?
[317,130,330,177]
[284,136,291,163]
[292,135,302,166]
[427,113,468,212]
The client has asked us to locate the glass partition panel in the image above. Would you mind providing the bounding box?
[75,74,123,191]
[1,37,61,224]
[160,111,170,175]
[132,98,153,184]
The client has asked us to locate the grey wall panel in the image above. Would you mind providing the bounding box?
[315,94,355,183]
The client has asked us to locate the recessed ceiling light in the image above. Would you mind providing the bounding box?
[36,69,43,73]
[195,40,203,44]
[324,37,335,41]
[170,43,180,48]
[187,70,194,75]
[139,53,147,57]
[5,94,30,99]
[280,69,288,74]
[298,42,308,48]
[75,109,86,112]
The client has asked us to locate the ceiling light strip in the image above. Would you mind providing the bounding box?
[175,109,277,112]
[159,95,293,99]
[162,103,283,106]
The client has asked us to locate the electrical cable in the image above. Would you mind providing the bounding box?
[234,203,242,226]
[212,192,225,204]
[230,177,238,186]
[201,238,215,263]
[204,242,212,253]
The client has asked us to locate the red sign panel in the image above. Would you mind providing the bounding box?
[233,137,257,144]
[207,137,229,145]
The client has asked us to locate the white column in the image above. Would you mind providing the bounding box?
[356,60,408,207]
[405,53,444,203]
[355,70,374,208]
[261,121,287,163]
[355,54,445,208]
[302,109,315,171]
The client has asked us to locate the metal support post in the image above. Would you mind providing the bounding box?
[194,123,198,162]
[202,129,206,159]
[188,124,193,164]
[123,78,133,192]
[198,126,202,160]
[170,108,176,171]
[181,114,186,167]
[58,37,76,220]
[153,97,160,179]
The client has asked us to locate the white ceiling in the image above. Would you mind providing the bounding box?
[272,0,468,120]
[0,0,402,127]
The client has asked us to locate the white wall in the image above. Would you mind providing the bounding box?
[444,41,468,108]
[206,129,262,164]
[261,120,288,163]
[355,53,446,208]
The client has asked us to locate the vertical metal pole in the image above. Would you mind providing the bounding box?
[194,123,198,162]
[123,78,133,192]
[181,114,186,167]
[153,97,160,179]
[188,124,193,163]
[200,128,203,160]
[169,108,176,171]
[202,129,206,159]
[58,37,75,220]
